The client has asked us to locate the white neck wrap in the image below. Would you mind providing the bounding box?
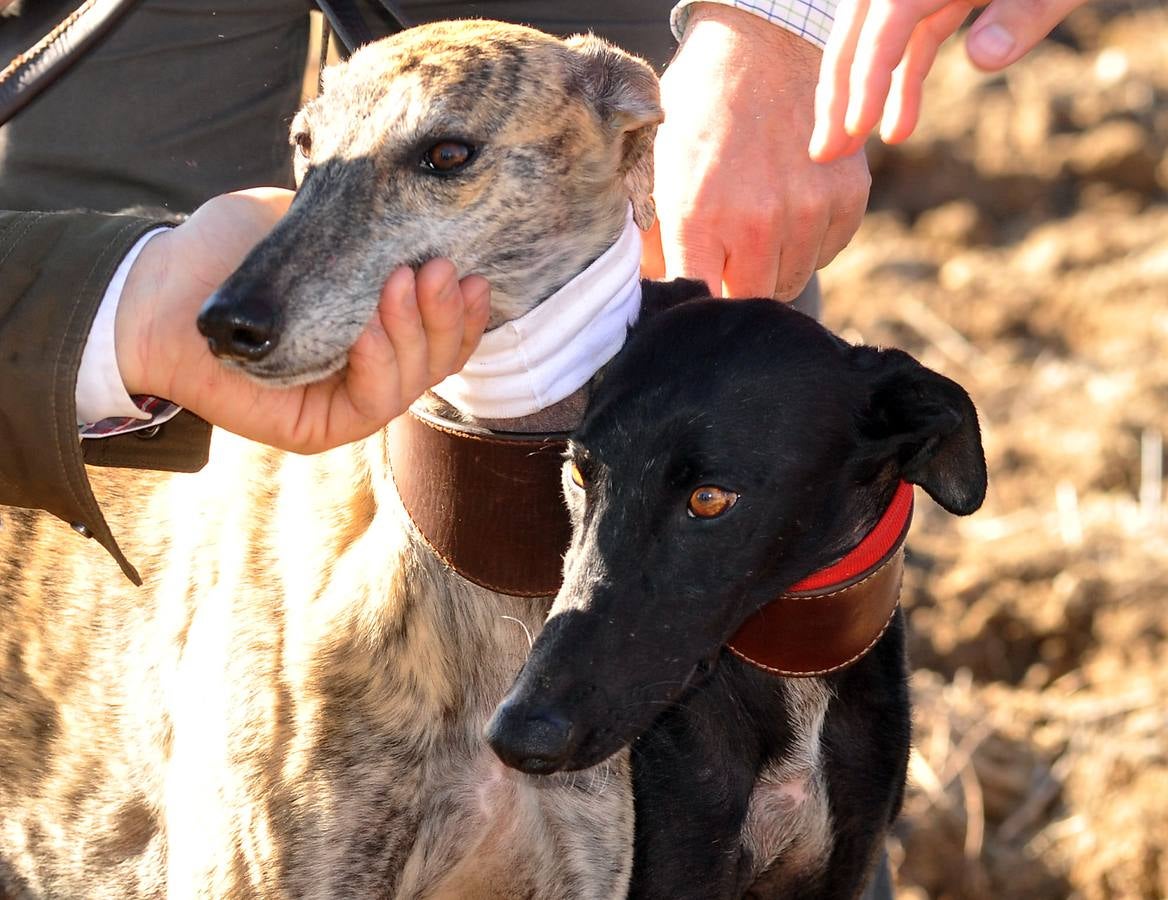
[431,206,642,420]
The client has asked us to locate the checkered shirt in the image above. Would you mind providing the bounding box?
[671,0,838,48]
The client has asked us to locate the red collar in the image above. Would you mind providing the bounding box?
[726,481,914,677]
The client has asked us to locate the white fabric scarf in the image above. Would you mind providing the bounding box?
[432,205,642,419]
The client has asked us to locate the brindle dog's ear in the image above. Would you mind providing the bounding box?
[564,34,663,230]
[853,347,987,516]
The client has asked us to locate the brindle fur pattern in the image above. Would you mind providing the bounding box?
[0,21,664,899]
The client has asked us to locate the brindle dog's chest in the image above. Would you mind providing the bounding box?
[0,441,633,899]
[286,567,635,900]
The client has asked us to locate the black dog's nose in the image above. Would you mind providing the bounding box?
[197,286,280,362]
[485,699,575,775]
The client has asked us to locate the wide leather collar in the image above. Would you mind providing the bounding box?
[726,480,913,677]
[388,408,571,597]
[388,409,912,676]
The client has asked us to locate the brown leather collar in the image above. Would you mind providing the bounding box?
[387,408,571,597]
[388,409,912,676]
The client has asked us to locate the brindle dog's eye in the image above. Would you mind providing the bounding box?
[292,131,312,157]
[569,462,586,490]
[422,140,474,173]
[687,486,738,519]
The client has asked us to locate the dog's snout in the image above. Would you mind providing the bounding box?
[486,698,576,775]
[197,287,280,362]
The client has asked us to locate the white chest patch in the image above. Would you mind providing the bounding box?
[742,678,834,881]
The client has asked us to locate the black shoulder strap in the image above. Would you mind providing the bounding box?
[315,0,407,56]
[0,0,142,127]
[0,0,407,127]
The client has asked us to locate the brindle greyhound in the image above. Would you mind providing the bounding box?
[1,21,655,898]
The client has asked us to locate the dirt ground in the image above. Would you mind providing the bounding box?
[817,6,1168,897]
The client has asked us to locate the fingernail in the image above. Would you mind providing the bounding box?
[808,130,826,158]
[808,125,827,160]
[395,265,416,292]
[844,102,862,137]
[464,278,491,312]
[969,23,1015,66]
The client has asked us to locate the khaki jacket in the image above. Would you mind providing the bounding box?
[0,0,311,583]
[0,210,212,584]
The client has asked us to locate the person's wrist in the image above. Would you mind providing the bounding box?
[113,229,170,399]
[671,2,822,121]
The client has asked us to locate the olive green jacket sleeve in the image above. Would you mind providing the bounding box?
[0,210,212,584]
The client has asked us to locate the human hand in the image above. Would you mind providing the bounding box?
[115,188,490,454]
[810,0,1092,163]
[641,3,869,300]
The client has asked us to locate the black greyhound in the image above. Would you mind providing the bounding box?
[487,295,986,898]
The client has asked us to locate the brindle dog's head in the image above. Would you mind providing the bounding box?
[487,298,988,774]
[197,20,661,385]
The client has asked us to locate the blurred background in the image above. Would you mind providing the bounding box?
[819,3,1168,897]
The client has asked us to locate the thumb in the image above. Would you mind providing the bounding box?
[640,218,666,281]
[965,0,1089,70]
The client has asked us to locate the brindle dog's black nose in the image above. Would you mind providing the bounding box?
[485,698,576,775]
[197,286,280,361]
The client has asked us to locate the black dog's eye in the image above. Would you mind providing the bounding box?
[422,140,475,173]
[292,131,312,158]
[569,462,586,490]
[688,486,738,519]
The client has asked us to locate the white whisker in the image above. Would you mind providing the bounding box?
[500,615,535,649]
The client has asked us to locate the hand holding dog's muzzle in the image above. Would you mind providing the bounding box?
[116,188,490,455]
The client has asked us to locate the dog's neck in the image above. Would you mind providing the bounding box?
[429,205,642,434]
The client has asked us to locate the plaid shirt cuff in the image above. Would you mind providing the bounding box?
[79,395,182,439]
[671,0,837,49]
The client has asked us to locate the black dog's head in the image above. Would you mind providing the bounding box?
[486,297,986,774]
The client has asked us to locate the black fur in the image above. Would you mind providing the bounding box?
[488,287,987,898]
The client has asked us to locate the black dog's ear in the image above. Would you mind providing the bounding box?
[854,347,987,515]
[637,278,713,320]
[564,34,663,230]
